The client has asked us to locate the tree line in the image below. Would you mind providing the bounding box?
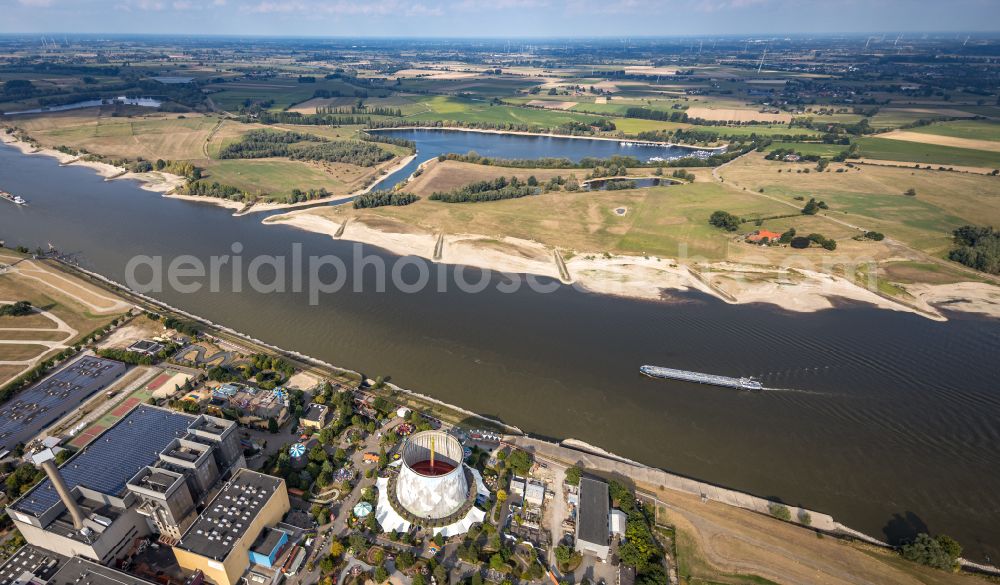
[217,129,327,159]
[289,141,394,167]
[429,176,537,203]
[316,105,402,117]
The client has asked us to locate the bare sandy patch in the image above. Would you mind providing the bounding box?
[391,69,479,80]
[686,107,791,123]
[879,130,1000,153]
[525,100,578,110]
[287,371,320,391]
[624,65,680,76]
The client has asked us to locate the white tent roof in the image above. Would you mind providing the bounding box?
[374,467,490,537]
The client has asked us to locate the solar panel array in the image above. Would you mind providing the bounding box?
[14,405,194,517]
[0,356,127,450]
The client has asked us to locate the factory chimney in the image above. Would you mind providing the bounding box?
[32,449,86,531]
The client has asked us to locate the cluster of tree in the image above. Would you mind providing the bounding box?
[163,316,200,336]
[625,107,688,122]
[184,181,249,201]
[556,119,616,134]
[359,132,415,150]
[2,79,39,100]
[5,463,45,498]
[765,148,825,163]
[790,233,837,251]
[0,300,32,317]
[801,197,829,215]
[155,159,201,180]
[217,129,326,159]
[96,348,158,365]
[901,533,962,571]
[861,231,885,241]
[429,176,537,203]
[671,169,696,181]
[587,164,630,179]
[290,141,394,167]
[609,481,668,585]
[709,210,742,232]
[287,187,332,204]
[601,179,637,190]
[353,191,419,209]
[949,225,999,274]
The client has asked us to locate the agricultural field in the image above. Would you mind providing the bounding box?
[0,251,129,386]
[906,119,1000,142]
[339,165,794,261]
[14,110,220,160]
[718,152,1000,256]
[856,136,1000,168]
[208,77,384,112]
[4,109,406,202]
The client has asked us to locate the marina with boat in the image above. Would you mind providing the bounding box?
[640,364,764,391]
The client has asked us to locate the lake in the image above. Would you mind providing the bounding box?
[3,97,162,116]
[1,141,999,560]
[369,128,713,191]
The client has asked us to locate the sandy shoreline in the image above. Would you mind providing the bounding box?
[1,130,189,196]
[231,152,418,216]
[265,208,1000,321]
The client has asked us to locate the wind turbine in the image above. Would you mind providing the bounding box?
[757,45,768,74]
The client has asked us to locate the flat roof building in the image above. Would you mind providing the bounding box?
[0,544,67,585]
[247,528,288,569]
[7,406,244,564]
[575,477,610,560]
[299,404,328,430]
[173,469,289,585]
[46,557,156,585]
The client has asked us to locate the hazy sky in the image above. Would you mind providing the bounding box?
[2,0,998,37]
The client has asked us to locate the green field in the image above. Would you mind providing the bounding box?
[331,179,793,261]
[209,78,385,112]
[768,142,849,156]
[199,156,382,200]
[908,119,1000,142]
[856,136,1000,168]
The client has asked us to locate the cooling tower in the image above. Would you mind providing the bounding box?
[395,430,468,520]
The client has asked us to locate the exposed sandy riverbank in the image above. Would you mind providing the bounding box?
[1,130,188,196]
[231,153,418,216]
[265,208,1000,320]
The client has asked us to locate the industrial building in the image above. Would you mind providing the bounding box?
[375,430,489,537]
[7,405,245,565]
[575,477,610,560]
[0,544,66,585]
[172,469,289,585]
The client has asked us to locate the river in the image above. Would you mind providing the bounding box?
[1,139,999,560]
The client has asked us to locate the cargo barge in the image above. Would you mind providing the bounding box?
[0,190,27,206]
[640,365,764,391]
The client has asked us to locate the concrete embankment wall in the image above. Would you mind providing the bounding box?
[507,435,842,532]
